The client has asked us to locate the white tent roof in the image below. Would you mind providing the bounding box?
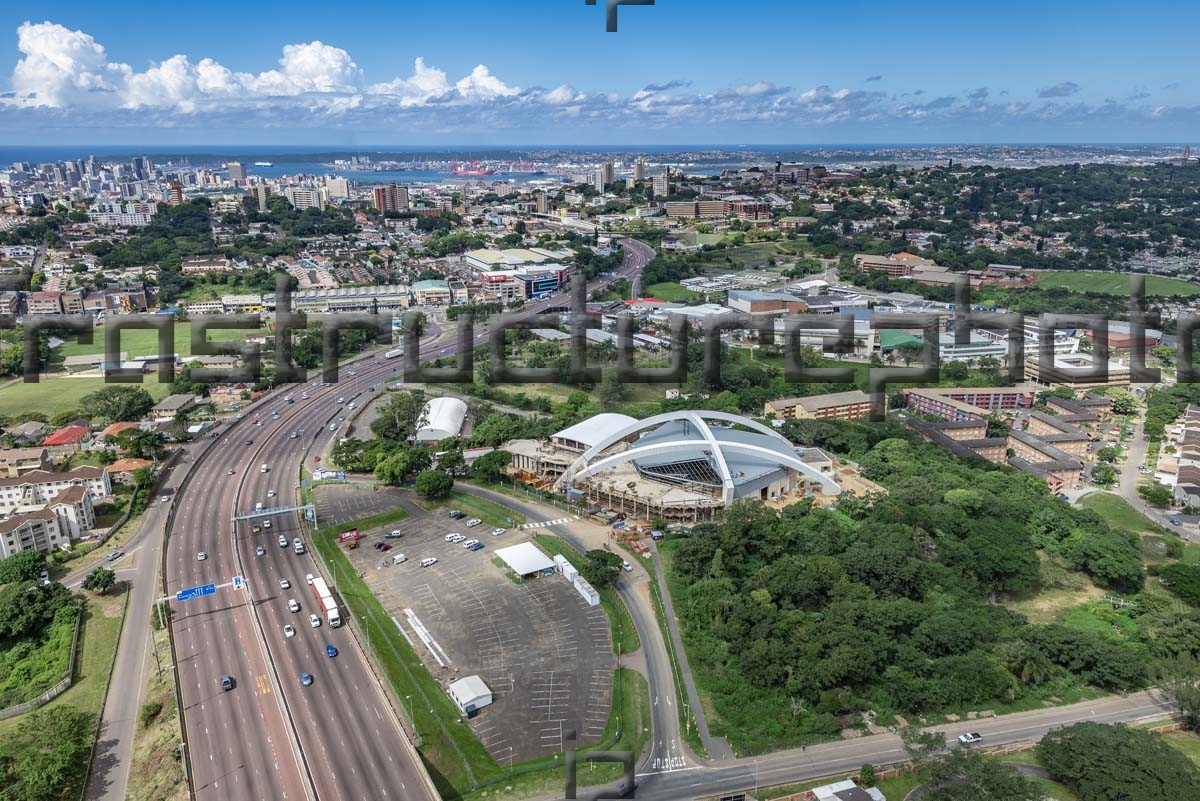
[494,542,555,576]
[416,396,467,441]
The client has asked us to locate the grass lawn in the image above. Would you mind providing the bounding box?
[0,375,174,417]
[532,533,640,656]
[0,587,126,741]
[125,625,187,801]
[1031,271,1200,297]
[1163,730,1200,762]
[1078,493,1162,534]
[643,282,702,303]
[1006,581,1105,625]
[54,320,269,361]
[415,489,526,529]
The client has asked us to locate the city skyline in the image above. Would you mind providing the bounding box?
[0,2,1198,145]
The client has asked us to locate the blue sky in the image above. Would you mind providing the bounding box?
[0,0,1196,144]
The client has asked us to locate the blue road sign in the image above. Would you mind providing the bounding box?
[612,521,626,530]
[176,583,216,602]
[233,576,243,590]
[305,507,316,521]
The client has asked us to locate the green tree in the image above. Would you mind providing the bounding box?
[0,705,95,801]
[82,567,116,595]
[114,430,167,461]
[1096,446,1119,463]
[1092,464,1117,485]
[472,450,513,483]
[414,469,453,500]
[437,448,466,475]
[1138,482,1173,507]
[375,451,412,485]
[923,747,1045,801]
[1037,722,1200,801]
[80,386,156,424]
[370,391,427,442]
[1161,655,1200,731]
[580,549,623,588]
[0,549,46,584]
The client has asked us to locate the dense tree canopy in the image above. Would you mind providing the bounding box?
[666,431,1154,751]
[1037,722,1200,801]
[79,386,156,424]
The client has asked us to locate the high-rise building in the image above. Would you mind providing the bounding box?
[167,180,184,206]
[251,184,271,212]
[372,183,409,213]
[227,161,246,182]
[132,156,154,181]
[633,158,646,182]
[535,191,548,214]
[652,171,670,197]
[325,176,351,199]
[283,186,324,210]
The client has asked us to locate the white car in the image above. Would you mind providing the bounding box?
[621,561,633,572]
[283,624,296,638]
[306,573,314,585]
[301,392,309,399]
[278,535,287,547]
[263,520,272,529]
[329,424,338,431]
[309,614,321,628]
[279,578,291,589]
[196,552,207,561]
[289,432,298,439]
[463,539,479,549]
[958,733,983,744]
[420,557,438,567]
[288,599,300,613]
[465,518,482,528]
[491,528,505,536]
[267,489,277,498]
[160,495,170,504]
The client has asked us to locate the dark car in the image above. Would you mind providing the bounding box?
[448,510,466,520]
[300,671,313,686]
[244,439,253,446]
[378,543,391,551]
[326,644,338,658]
[220,674,234,691]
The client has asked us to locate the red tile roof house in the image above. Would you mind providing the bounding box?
[100,422,142,442]
[42,425,92,454]
[106,457,155,483]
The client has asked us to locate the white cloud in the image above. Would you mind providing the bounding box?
[2,20,1197,139]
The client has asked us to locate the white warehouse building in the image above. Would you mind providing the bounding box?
[415,397,468,443]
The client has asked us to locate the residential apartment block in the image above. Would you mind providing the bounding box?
[765,390,872,420]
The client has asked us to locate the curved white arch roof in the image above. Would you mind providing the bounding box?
[552,413,637,450]
[560,410,841,504]
[416,397,468,442]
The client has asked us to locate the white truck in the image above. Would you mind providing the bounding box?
[310,576,342,627]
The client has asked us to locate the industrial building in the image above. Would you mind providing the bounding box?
[508,411,841,522]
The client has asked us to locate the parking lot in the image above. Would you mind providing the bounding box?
[314,484,615,763]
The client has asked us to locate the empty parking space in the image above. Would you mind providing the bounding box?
[314,485,614,763]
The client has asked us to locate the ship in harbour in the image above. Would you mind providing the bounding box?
[253,161,273,167]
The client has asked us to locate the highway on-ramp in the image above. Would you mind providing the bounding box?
[165,239,654,801]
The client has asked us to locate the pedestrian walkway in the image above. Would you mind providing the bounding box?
[519,516,580,530]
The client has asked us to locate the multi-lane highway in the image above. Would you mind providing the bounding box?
[165,238,655,801]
